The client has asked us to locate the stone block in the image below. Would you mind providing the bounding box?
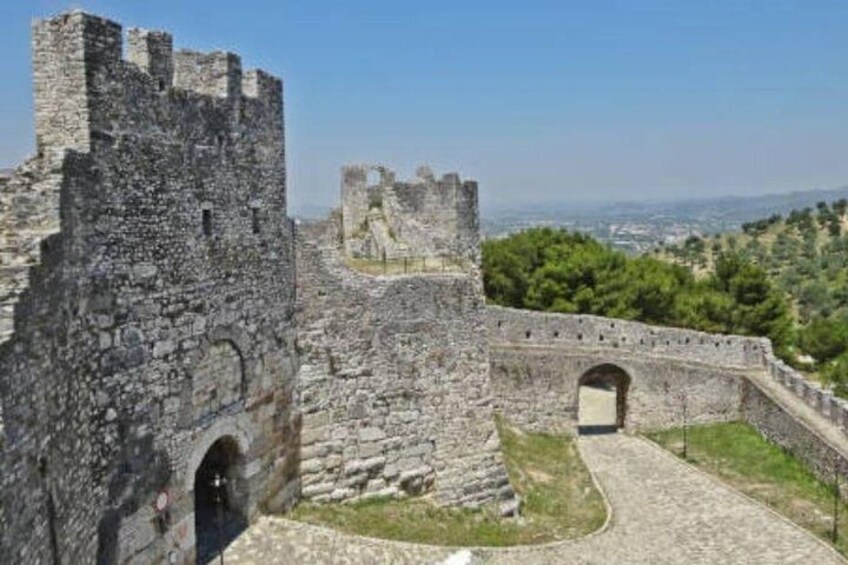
[358,427,387,442]
[358,441,383,459]
[299,458,323,475]
[344,456,386,476]
[301,426,327,446]
[302,483,334,498]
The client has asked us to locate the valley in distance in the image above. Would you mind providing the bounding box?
[479,185,848,254]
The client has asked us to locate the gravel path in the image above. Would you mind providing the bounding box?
[220,434,844,564]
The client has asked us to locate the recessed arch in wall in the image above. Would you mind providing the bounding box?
[192,435,249,563]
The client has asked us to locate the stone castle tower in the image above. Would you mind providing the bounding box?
[1,12,299,563]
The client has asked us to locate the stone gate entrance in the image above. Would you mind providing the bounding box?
[193,436,248,564]
[577,364,630,434]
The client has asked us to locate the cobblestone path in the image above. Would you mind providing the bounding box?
[221,434,844,564]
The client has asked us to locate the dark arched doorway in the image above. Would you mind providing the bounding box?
[194,436,248,564]
[577,364,631,435]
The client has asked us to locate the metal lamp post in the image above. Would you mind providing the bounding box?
[834,461,841,544]
[682,392,689,460]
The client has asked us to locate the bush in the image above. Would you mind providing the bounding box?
[821,351,848,397]
[799,317,848,365]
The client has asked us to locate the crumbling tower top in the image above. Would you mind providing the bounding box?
[340,163,480,263]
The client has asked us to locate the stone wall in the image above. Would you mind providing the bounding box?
[0,12,298,564]
[488,305,768,369]
[341,164,480,262]
[489,305,848,495]
[487,307,758,434]
[742,378,848,493]
[295,218,516,512]
[762,350,848,437]
[490,345,745,434]
[0,157,63,343]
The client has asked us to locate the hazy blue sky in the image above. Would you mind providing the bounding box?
[2,1,848,213]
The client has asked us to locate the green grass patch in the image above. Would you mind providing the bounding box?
[289,418,606,546]
[646,421,848,555]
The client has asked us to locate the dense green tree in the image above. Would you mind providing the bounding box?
[799,317,848,364]
[822,351,848,397]
[482,229,793,356]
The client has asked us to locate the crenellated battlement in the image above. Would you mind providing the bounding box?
[32,11,283,158]
[127,28,174,90]
[173,49,243,99]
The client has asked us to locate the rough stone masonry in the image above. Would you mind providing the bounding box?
[5,9,848,565]
[0,11,299,564]
[0,11,513,564]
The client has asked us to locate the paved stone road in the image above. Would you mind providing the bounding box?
[221,434,844,564]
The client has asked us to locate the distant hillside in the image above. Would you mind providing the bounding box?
[656,199,848,395]
[655,199,848,322]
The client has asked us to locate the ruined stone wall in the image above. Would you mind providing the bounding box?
[0,12,298,564]
[295,218,515,512]
[341,164,480,262]
[0,158,63,342]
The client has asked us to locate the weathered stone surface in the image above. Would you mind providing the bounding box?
[5,9,848,565]
[341,164,480,262]
[0,11,297,564]
[295,215,516,509]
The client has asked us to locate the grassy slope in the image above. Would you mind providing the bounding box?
[289,419,606,546]
[646,421,848,555]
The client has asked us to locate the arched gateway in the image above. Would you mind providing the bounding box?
[193,436,248,563]
[577,364,631,434]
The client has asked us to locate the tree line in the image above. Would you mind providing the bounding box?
[482,227,793,358]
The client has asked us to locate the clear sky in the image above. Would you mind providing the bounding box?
[2,1,848,213]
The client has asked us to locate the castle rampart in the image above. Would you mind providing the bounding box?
[6,10,848,565]
[487,305,848,503]
[1,11,296,564]
[295,216,516,512]
[487,305,769,369]
[487,306,751,434]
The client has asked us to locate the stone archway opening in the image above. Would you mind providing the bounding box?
[578,364,631,435]
[193,436,248,564]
